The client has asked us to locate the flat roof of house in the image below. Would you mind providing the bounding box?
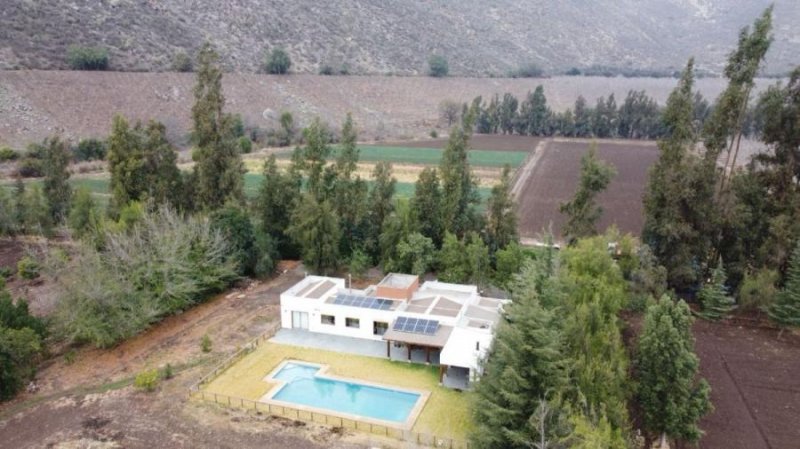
[378,273,418,289]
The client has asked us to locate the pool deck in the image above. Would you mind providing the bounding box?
[270,328,469,389]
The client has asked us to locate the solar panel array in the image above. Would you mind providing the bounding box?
[392,316,439,335]
[332,293,394,310]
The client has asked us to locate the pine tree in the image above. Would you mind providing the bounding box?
[769,242,800,328]
[559,145,616,242]
[636,298,712,444]
[698,261,735,321]
[471,279,566,449]
[191,42,244,210]
[486,164,518,252]
[40,136,72,223]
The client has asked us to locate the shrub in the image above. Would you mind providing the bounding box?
[134,369,160,392]
[17,159,43,178]
[63,349,76,365]
[429,130,438,138]
[17,256,39,280]
[238,136,252,154]
[0,266,11,279]
[53,207,239,348]
[73,138,107,162]
[264,48,291,74]
[200,334,212,353]
[172,51,193,72]
[428,55,449,77]
[66,46,109,71]
[161,363,174,380]
[566,67,582,76]
[738,268,778,313]
[348,249,370,280]
[510,63,544,78]
[319,64,334,75]
[0,147,19,162]
[0,286,45,400]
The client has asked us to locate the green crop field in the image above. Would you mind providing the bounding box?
[4,174,490,207]
[277,145,527,168]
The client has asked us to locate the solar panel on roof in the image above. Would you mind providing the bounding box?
[391,316,440,335]
[394,316,408,330]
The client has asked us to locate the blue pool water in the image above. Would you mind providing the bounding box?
[271,362,420,423]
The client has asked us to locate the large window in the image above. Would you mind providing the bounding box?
[346,317,360,329]
[321,314,335,325]
[373,321,388,336]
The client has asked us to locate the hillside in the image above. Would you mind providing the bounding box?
[0,71,777,149]
[0,0,797,75]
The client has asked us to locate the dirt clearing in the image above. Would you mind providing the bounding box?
[694,320,800,449]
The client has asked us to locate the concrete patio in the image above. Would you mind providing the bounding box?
[269,328,470,388]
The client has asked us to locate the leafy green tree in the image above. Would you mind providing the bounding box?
[66,46,109,70]
[21,185,52,236]
[264,48,292,74]
[559,145,616,242]
[332,114,368,254]
[172,51,193,72]
[428,55,449,77]
[769,241,800,328]
[592,94,618,138]
[410,167,443,246]
[287,194,341,274]
[698,261,735,321]
[737,268,778,313]
[364,162,396,260]
[38,136,72,223]
[517,86,550,136]
[493,241,526,288]
[636,298,712,445]
[378,199,412,269]
[107,116,182,212]
[0,285,46,400]
[465,232,491,286]
[388,232,435,276]
[73,138,107,162]
[191,42,244,210]
[68,188,97,238]
[437,232,469,283]
[210,206,258,276]
[486,165,518,252]
[300,118,333,199]
[440,126,480,237]
[278,111,296,146]
[499,93,519,135]
[348,249,371,280]
[704,6,773,187]
[253,155,300,256]
[574,96,593,137]
[0,188,14,236]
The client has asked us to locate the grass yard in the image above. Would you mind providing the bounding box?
[276,145,528,168]
[203,341,472,441]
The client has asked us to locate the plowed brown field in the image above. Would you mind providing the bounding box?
[515,138,660,240]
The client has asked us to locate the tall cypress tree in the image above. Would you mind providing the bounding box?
[39,136,72,223]
[440,126,479,237]
[332,114,367,254]
[364,162,396,260]
[769,242,800,329]
[636,298,711,445]
[643,59,715,289]
[409,167,443,246]
[287,193,341,274]
[191,42,244,210]
[486,164,518,252]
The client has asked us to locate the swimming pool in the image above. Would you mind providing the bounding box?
[269,362,422,424]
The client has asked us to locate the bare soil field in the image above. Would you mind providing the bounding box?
[693,320,800,449]
[515,138,660,240]
[0,71,772,149]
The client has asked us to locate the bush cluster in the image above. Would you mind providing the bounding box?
[0,147,19,162]
[264,48,291,74]
[67,46,109,71]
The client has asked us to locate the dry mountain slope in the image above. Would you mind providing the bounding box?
[0,0,797,75]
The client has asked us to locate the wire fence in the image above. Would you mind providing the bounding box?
[188,322,471,448]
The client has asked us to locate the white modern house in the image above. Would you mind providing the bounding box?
[279,273,506,387]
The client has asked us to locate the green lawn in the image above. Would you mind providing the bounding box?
[276,145,527,168]
[203,341,472,441]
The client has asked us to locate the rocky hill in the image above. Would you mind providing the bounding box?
[0,0,797,75]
